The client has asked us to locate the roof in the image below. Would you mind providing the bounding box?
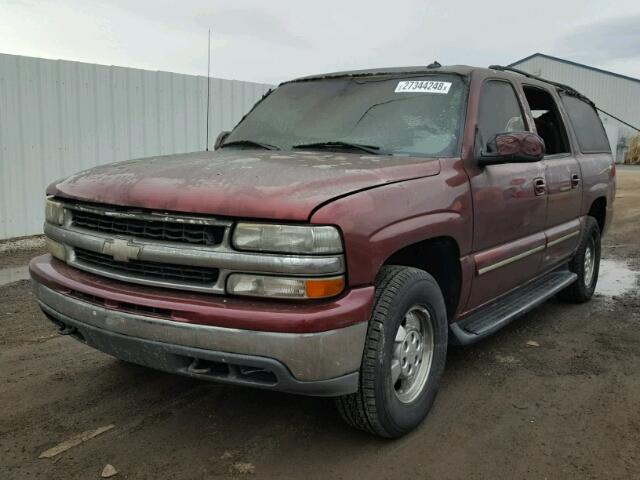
[287,64,476,84]
[282,62,595,104]
[509,53,640,85]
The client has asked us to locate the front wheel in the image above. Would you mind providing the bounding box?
[335,266,448,438]
[558,216,601,303]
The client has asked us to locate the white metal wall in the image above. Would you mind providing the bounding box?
[0,53,272,240]
[511,55,640,161]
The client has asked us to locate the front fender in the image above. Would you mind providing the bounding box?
[310,159,472,287]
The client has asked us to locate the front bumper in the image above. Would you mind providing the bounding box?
[30,256,373,396]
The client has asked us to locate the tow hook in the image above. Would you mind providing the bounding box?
[187,358,211,375]
[57,323,77,336]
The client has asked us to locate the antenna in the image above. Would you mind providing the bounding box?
[206,28,211,151]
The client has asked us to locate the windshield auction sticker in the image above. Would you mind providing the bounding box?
[395,81,452,94]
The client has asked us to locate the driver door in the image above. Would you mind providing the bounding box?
[464,79,547,312]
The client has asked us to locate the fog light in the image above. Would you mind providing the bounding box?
[227,274,344,299]
[46,237,66,261]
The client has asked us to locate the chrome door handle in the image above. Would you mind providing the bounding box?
[571,173,580,188]
[534,178,546,196]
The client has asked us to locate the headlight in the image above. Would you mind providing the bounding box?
[227,274,345,299]
[45,198,65,226]
[232,223,342,254]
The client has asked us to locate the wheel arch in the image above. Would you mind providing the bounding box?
[382,236,462,321]
[588,196,607,233]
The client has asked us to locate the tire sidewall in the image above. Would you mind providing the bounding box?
[576,219,601,297]
[373,273,448,436]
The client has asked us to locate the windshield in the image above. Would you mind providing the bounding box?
[225,75,466,157]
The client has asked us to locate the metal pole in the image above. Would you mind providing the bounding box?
[206,29,211,150]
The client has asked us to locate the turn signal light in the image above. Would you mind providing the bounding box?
[305,277,345,299]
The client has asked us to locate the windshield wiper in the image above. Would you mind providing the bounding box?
[292,141,381,155]
[220,139,279,150]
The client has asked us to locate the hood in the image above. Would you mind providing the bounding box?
[48,149,441,221]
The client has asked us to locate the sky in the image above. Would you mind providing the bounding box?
[2,0,640,85]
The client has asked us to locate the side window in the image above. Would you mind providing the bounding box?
[522,86,570,155]
[477,81,525,151]
[561,95,611,153]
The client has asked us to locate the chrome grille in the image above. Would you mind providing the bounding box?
[71,208,225,246]
[74,248,219,286]
[45,200,346,294]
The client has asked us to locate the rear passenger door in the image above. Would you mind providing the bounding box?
[521,85,582,271]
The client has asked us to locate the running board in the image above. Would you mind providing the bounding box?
[450,270,577,345]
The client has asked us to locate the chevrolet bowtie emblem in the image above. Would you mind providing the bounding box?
[102,238,142,262]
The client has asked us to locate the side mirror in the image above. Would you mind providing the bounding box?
[214,131,230,150]
[477,132,545,166]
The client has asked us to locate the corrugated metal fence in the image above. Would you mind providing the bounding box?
[0,53,272,240]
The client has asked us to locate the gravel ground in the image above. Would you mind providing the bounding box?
[1,169,639,480]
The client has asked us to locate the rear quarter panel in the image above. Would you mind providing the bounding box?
[576,153,616,234]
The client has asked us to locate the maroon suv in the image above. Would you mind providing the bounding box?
[31,64,615,438]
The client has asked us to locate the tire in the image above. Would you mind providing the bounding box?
[557,216,601,303]
[335,266,448,438]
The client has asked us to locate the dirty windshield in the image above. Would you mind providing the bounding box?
[225,75,466,157]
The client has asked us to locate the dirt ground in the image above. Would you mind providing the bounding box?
[1,169,639,480]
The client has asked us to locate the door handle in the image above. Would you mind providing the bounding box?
[534,177,546,196]
[571,173,580,188]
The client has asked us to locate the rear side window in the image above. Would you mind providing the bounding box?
[561,95,610,153]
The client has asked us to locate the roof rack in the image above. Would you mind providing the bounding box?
[488,64,593,105]
[489,64,640,132]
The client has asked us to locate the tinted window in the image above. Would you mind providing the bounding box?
[226,75,466,157]
[477,81,525,151]
[561,95,610,153]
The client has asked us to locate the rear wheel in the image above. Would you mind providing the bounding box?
[558,217,601,303]
[335,266,448,438]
